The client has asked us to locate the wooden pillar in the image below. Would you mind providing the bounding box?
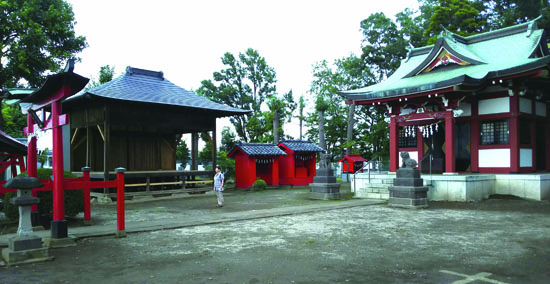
[509,95,520,173]
[51,98,67,238]
[103,106,111,192]
[26,114,37,178]
[444,110,455,173]
[470,101,479,173]
[389,116,399,172]
[191,132,198,170]
[212,128,217,169]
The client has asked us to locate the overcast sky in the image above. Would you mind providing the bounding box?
[60,0,419,151]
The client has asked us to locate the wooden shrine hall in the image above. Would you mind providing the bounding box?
[63,67,249,192]
[341,19,550,175]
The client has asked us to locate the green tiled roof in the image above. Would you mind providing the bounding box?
[341,20,550,102]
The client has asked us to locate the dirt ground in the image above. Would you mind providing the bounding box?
[1,189,549,284]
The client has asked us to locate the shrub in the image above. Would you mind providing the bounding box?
[252,179,267,191]
[2,192,18,221]
[4,168,84,221]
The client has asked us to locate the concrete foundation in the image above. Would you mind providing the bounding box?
[388,168,429,209]
[352,172,550,201]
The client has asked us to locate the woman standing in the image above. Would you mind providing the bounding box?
[213,166,224,207]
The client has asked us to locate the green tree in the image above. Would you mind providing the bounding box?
[1,102,26,137]
[0,0,87,131]
[297,95,306,140]
[85,65,115,90]
[176,139,190,169]
[425,0,488,44]
[220,126,237,153]
[198,48,277,142]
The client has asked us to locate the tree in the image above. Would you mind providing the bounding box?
[425,0,488,44]
[198,48,277,142]
[297,95,306,140]
[85,65,115,90]
[220,126,237,153]
[1,102,26,137]
[265,90,296,144]
[176,139,190,169]
[0,0,87,131]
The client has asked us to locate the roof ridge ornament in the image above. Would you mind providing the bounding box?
[439,25,457,43]
[527,15,542,37]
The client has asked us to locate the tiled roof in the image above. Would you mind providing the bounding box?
[337,154,367,163]
[65,67,250,118]
[230,143,286,157]
[278,140,325,152]
[0,130,27,154]
[341,20,550,101]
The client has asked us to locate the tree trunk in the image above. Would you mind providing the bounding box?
[346,104,355,155]
[299,117,303,140]
[273,111,280,144]
[318,110,326,150]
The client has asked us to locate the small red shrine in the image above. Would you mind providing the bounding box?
[228,143,286,189]
[338,154,367,174]
[0,130,27,179]
[278,140,325,186]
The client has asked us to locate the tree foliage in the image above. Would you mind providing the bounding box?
[0,0,86,132]
[176,139,190,168]
[85,65,115,90]
[198,48,278,143]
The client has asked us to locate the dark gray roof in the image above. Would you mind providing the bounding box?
[65,67,250,117]
[229,143,286,157]
[278,140,325,152]
[0,130,27,155]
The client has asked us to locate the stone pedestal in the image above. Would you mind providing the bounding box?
[1,177,53,266]
[309,167,341,200]
[388,168,429,209]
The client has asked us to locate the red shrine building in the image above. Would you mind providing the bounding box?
[278,140,325,186]
[228,143,286,189]
[341,20,550,201]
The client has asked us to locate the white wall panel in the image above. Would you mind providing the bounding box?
[458,102,471,116]
[479,149,510,168]
[520,148,532,167]
[478,97,510,115]
[535,101,546,117]
[519,98,532,114]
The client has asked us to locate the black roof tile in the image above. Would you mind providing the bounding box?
[231,143,286,157]
[278,140,325,152]
[65,67,250,118]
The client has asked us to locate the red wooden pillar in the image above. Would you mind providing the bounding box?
[26,114,37,178]
[389,116,399,172]
[444,110,455,173]
[509,95,520,173]
[82,167,92,225]
[115,167,126,238]
[51,98,68,238]
[470,101,479,172]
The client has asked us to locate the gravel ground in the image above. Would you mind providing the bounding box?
[1,189,549,283]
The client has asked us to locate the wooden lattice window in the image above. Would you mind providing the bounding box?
[480,120,509,145]
[399,128,417,148]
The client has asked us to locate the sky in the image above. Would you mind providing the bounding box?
[55,0,419,150]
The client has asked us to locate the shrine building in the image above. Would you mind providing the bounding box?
[228,142,286,189]
[278,140,325,186]
[341,19,550,201]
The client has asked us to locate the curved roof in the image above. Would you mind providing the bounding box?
[341,20,550,102]
[228,142,287,157]
[0,130,27,155]
[65,67,250,118]
[278,140,325,153]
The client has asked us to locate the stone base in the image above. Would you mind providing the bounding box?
[44,235,76,248]
[83,220,93,226]
[388,186,429,209]
[2,247,53,267]
[115,230,127,238]
[388,197,428,209]
[309,183,341,200]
